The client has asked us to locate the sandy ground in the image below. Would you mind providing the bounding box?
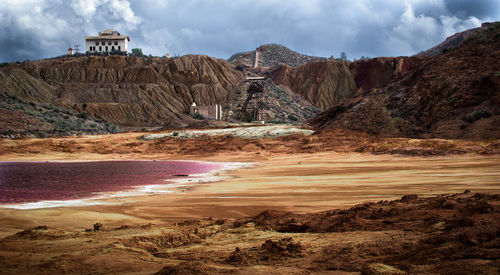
[0,130,499,274]
[1,151,499,238]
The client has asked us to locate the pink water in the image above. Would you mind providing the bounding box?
[0,161,222,204]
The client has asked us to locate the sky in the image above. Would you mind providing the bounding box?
[0,0,498,62]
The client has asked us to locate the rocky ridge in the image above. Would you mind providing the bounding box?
[415,22,496,57]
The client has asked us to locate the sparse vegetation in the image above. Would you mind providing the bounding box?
[131,48,144,57]
[0,93,122,138]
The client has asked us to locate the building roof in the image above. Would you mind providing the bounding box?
[85,35,130,41]
[85,29,130,41]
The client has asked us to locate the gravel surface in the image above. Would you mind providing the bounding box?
[142,125,314,140]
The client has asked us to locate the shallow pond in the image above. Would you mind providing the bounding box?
[0,161,221,204]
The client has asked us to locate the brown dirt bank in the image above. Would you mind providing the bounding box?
[1,128,499,160]
[0,192,499,274]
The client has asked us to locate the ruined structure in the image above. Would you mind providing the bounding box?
[189,103,223,120]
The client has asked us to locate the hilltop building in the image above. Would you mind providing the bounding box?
[67,48,74,55]
[85,29,130,54]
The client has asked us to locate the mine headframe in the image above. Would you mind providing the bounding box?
[237,77,266,121]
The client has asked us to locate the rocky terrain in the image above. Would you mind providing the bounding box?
[310,22,500,139]
[0,192,498,274]
[223,79,321,122]
[228,43,325,69]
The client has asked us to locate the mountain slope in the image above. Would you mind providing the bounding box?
[269,61,357,110]
[0,93,121,138]
[0,55,244,128]
[310,22,500,139]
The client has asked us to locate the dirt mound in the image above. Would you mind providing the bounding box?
[310,23,500,139]
[243,192,500,233]
[228,43,325,68]
[227,237,304,266]
[269,61,357,110]
[236,192,500,273]
[361,263,406,275]
[223,79,321,122]
[0,55,244,129]
[155,261,217,275]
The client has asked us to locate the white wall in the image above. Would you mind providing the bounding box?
[85,39,128,53]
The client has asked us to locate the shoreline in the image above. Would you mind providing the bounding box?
[0,160,255,210]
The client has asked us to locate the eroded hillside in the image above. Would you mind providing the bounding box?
[0,55,244,128]
[310,23,500,139]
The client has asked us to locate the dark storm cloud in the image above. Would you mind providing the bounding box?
[0,0,498,63]
[445,0,500,19]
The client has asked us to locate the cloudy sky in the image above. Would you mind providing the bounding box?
[0,0,498,62]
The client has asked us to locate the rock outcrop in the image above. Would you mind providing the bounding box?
[269,61,357,110]
[0,55,244,128]
[350,57,412,92]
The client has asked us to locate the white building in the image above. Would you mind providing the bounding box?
[85,29,130,54]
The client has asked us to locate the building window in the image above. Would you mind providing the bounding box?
[105,46,108,51]
[95,41,98,46]
[118,46,121,51]
[108,41,112,45]
[101,42,105,46]
[112,46,115,51]
[114,41,118,45]
[99,46,102,51]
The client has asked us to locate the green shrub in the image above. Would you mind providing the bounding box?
[192,113,204,120]
[287,114,298,121]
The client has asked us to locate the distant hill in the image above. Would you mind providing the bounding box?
[310,22,500,139]
[228,44,325,68]
[415,22,497,57]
